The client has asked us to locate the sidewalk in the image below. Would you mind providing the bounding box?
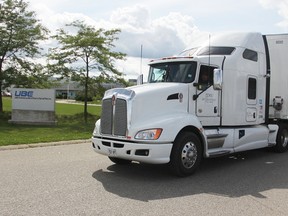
[0,139,91,151]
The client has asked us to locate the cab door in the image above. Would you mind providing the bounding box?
[195,65,221,126]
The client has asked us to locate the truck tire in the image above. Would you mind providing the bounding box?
[274,123,288,153]
[169,132,202,177]
[108,157,132,165]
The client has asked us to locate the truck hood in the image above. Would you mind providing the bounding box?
[102,82,190,138]
[104,83,189,125]
[127,83,189,126]
[127,82,186,95]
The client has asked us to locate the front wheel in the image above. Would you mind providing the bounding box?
[273,123,288,153]
[169,132,203,177]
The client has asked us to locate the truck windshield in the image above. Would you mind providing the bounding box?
[148,61,197,83]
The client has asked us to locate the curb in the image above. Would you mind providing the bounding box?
[0,139,91,151]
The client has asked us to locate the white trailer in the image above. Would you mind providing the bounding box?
[267,34,288,119]
[92,32,288,176]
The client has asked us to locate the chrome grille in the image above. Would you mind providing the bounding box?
[101,99,113,135]
[100,98,127,136]
[114,99,127,136]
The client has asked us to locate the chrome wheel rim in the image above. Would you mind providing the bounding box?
[181,142,197,169]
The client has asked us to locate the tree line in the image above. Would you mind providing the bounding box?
[0,0,127,122]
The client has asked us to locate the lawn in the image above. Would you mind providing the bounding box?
[0,97,102,146]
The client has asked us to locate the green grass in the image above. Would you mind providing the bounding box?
[0,97,102,146]
[3,97,12,112]
[56,103,101,116]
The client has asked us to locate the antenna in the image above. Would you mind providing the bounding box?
[137,45,144,85]
[140,44,143,75]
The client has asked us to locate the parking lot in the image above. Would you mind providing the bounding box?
[0,142,288,216]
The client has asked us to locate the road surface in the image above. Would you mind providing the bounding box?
[0,142,288,216]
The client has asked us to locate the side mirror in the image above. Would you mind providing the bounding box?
[213,69,223,90]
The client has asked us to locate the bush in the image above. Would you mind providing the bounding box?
[75,93,93,102]
[56,94,64,99]
[0,111,11,121]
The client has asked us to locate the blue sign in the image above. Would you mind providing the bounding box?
[15,91,33,97]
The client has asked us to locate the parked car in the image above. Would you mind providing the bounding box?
[1,91,11,97]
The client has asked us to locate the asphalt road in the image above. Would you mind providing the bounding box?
[0,142,288,216]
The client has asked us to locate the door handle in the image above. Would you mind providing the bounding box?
[214,106,217,113]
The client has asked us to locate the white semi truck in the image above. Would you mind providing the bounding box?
[92,32,288,176]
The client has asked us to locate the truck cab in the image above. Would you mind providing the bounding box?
[92,32,288,176]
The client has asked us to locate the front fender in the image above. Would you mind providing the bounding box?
[128,113,204,143]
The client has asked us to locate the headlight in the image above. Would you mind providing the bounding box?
[135,128,162,140]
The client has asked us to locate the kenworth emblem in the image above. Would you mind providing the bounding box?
[111,94,116,106]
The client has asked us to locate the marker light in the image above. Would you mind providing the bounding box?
[135,129,162,140]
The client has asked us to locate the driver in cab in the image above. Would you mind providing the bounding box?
[198,70,213,90]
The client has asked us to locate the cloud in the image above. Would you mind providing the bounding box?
[28,2,207,58]
[108,5,205,58]
[259,0,288,29]
[115,57,150,80]
[26,2,207,79]
[110,5,150,31]
[29,3,96,34]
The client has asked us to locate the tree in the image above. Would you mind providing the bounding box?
[0,0,49,112]
[72,73,129,101]
[49,20,126,122]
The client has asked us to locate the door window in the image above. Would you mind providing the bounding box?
[198,65,215,90]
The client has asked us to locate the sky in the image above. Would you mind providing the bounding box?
[26,0,288,80]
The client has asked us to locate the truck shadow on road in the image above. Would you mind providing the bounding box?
[92,149,288,202]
